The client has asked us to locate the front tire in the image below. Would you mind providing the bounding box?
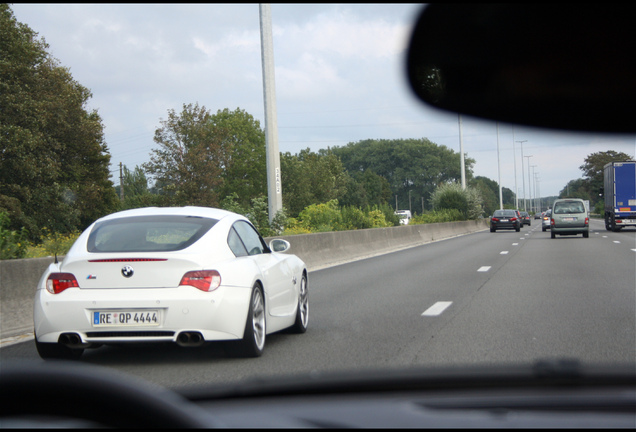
[289,274,309,334]
[237,284,266,357]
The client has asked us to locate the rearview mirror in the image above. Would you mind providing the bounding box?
[406,4,635,133]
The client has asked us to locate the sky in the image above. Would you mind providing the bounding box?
[9,3,636,201]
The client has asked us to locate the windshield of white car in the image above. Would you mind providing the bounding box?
[87,215,218,252]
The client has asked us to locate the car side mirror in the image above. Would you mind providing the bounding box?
[269,239,290,253]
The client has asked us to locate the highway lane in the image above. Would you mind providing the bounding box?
[1,219,634,389]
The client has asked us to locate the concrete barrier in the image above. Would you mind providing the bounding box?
[0,219,488,340]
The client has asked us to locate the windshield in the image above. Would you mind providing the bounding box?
[2,3,634,399]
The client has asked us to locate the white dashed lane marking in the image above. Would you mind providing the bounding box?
[422,301,452,316]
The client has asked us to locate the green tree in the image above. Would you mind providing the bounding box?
[330,138,475,213]
[340,169,393,209]
[559,178,590,200]
[144,104,266,208]
[579,150,634,206]
[212,108,267,208]
[116,165,163,210]
[0,4,118,238]
[280,149,350,217]
[470,176,499,216]
[144,103,230,206]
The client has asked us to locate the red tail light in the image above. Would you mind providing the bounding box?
[491,217,499,222]
[46,273,79,294]
[179,270,221,292]
[585,217,590,224]
[510,217,518,222]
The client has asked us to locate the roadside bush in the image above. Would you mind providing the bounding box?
[0,212,28,259]
[297,200,342,233]
[411,209,464,224]
[24,228,81,258]
[430,182,483,219]
[341,206,372,230]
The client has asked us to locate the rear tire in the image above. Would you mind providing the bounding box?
[583,231,589,238]
[551,231,556,239]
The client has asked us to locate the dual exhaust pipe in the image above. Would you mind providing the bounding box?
[59,333,88,348]
[176,331,204,347]
[59,331,204,348]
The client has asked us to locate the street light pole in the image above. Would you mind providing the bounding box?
[458,115,466,189]
[516,140,527,210]
[530,165,537,213]
[497,123,503,210]
[524,155,533,212]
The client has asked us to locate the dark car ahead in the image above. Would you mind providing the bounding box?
[490,209,521,232]
[520,211,531,226]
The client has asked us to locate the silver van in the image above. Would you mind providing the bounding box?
[550,198,589,238]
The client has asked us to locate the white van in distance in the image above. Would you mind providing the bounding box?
[395,210,412,225]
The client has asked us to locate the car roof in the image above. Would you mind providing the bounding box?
[94,206,242,223]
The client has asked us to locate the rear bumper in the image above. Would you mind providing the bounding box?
[551,225,589,235]
[491,223,519,230]
[34,285,252,344]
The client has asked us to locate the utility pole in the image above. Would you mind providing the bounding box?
[530,165,537,213]
[496,123,503,209]
[259,4,282,222]
[458,115,466,189]
[512,127,519,209]
[524,155,533,212]
[119,162,124,201]
[516,140,527,210]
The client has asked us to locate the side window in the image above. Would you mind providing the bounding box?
[227,227,248,257]
[233,221,267,256]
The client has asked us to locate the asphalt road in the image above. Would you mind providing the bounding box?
[2,219,634,390]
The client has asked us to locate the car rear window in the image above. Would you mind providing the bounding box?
[553,201,585,214]
[493,210,516,217]
[87,215,218,252]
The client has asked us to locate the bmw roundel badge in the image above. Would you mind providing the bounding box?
[121,265,134,278]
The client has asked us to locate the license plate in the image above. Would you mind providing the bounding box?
[501,219,508,222]
[563,217,576,221]
[93,310,159,326]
